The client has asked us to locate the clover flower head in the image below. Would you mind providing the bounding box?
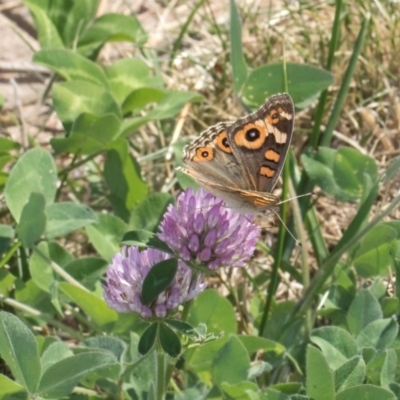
[103,247,206,318]
[158,188,261,270]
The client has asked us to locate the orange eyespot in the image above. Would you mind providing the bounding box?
[265,108,280,125]
[193,146,214,162]
[215,131,233,154]
[233,122,266,150]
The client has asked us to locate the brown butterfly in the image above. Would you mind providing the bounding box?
[178,93,295,214]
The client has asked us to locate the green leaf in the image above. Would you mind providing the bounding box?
[334,356,365,392]
[165,320,194,335]
[381,297,399,318]
[5,148,57,222]
[237,335,285,356]
[306,345,335,400]
[51,113,121,155]
[78,13,147,56]
[36,351,117,398]
[16,193,46,248]
[115,89,202,136]
[14,279,52,315]
[159,323,181,358]
[52,80,121,128]
[212,335,250,385]
[122,229,173,254]
[381,349,397,389]
[40,342,73,375]
[262,389,292,399]
[119,115,153,137]
[301,147,378,202]
[59,283,118,329]
[333,148,378,197]
[301,148,349,201]
[138,323,158,355]
[122,87,166,115]
[262,301,301,346]
[141,259,178,305]
[321,263,356,314]
[106,58,163,105]
[0,269,17,297]
[146,90,203,120]
[362,347,377,364]
[85,213,127,261]
[104,140,148,221]
[384,155,400,184]
[0,374,26,398]
[0,154,13,172]
[0,312,41,394]
[0,137,20,152]
[65,257,108,291]
[311,326,358,370]
[0,172,9,189]
[371,278,390,301]
[269,383,303,395]
[129,193,174,233]
[0,224,14,256]
[389,383,400,399]
[222,381,258,399]
[83,336,126,361]
[29,0,100,47]
[336,384,396,400]
[347,289,383,337]
[242,63,333,108]
[44,202,97,239]
[356,318,398,352]
[23,1,64,48]
[353,224,398,277]
[188,290,237,334]
[122,229,154,246]
[34,49,109,88]
[366,351,388,385]
[29,241,73,293]
[229,0,247,93]
[187,290,237,372]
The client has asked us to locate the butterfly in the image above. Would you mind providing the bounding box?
[177,93,295,215]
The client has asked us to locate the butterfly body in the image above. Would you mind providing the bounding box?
[178,93,295,215]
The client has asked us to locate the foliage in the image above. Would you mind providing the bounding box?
[0,0,399,399]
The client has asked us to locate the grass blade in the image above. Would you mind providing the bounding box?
[321,14,370,147]
[230,0,248,93]
[309,0,344,148]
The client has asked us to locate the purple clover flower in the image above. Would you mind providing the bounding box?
[158,188,261,270]
[103,247,206,318]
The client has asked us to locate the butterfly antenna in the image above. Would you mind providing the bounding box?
[277,192,314,206]
[271,209,301,246]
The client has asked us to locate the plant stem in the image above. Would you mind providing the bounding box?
[33,245,89,292]
[156,330,166,400]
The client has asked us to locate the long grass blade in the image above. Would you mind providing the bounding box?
[320,14,370,147]
[309,0,344,148]
[230,0,248,93]
[168,0,207,68]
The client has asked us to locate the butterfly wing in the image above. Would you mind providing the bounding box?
[227,93,294,192]
[181,122,245,189]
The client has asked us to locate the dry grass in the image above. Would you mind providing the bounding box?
[0,0,399,296]
[132,0,400,244]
